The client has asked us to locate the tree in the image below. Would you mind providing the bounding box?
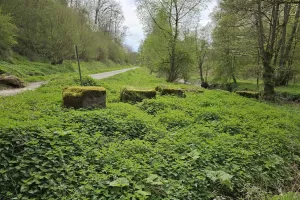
[139,9,171,75]
[212,3,245,86]
[274,3,300,86]
[137,0,207,82]
[196,38,209,87]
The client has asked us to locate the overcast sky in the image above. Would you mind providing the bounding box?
[119,0,218,51]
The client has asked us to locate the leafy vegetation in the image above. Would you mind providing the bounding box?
[0,68,299,199]
[0,0,299,199]
[0,0,137,64]
[137,0,202,82]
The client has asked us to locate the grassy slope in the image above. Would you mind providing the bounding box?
[0,59,129,82]
[0,68,300,199]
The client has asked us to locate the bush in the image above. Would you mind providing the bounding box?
[73,75,98,86]
[0,74,25,88]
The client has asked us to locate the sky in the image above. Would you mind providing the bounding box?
[119,0,218,52]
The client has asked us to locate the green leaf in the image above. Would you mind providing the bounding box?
[109,177,130,187]
[146,174,163,185]
[187,149,200,160]
[136,190,151,196]
[205,170,233,190]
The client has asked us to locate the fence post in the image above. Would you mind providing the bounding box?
[74,45,83,86]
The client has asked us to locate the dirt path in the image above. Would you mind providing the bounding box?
[90,67,137,79]
[0,67,138,97]
[0,82,47,97]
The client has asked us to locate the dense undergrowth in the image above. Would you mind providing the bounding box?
[0,68,300,199]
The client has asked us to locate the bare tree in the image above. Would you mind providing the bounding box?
[137,0,207,82]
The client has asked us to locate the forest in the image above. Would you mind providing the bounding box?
[0,0,300,200]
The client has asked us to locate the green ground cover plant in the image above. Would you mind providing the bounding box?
[0,68,300,199]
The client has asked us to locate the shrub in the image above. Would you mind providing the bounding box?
[138,99,167,115]
[73,75,98,86]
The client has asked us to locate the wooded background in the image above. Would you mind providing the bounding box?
[0,0,137,65]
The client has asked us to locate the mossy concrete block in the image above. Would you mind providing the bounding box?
[120,87,156,103]
[236,91,260,99]
[185,87,205,93]
[161,88,186,98]
[63,86,106,109]
[156,85,187,97]
[155,85,166,92]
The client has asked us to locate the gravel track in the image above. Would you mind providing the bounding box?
[0,67,137,97]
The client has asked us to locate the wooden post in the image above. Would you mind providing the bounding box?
[74,45,82,86]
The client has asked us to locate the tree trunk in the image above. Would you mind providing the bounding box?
[95,9,99,25]
[256,0,277,100]
[167,2,179,82]
[199,53,209,88]
[199,61,204,82]
[263,52,275,100]
[277,3,300,86]
[168,40,177,82]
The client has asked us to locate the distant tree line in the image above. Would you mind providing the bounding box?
[0,0,137,64]
[138,0,300,100]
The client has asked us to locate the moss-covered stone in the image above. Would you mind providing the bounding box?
[63,86,106,109]
[184,87,205,93]
[120,87,156,103]
[155,85,166,92]
[161,88,186,98]
[236,91,260,99]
